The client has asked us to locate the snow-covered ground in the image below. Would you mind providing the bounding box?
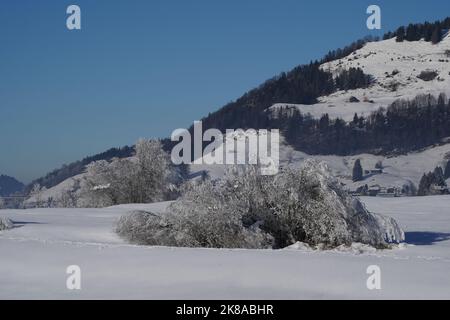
[1,196,449,299]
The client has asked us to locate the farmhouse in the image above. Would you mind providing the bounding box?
[364,169,383,175]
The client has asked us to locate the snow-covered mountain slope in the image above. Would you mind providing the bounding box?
[190,133,450,191]
[1,196,449,299]
[270,35,450,121]
[279,141,450,191]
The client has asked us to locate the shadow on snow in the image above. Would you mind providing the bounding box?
[405,232,450,245]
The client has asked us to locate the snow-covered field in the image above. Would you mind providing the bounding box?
[1,196,449,299]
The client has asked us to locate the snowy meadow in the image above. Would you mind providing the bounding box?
[1,195,449,299]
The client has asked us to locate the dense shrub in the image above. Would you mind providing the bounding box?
[116,210,178,246]
[116,161,404,249]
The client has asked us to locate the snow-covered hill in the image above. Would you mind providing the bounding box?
[279,141,450,192]
[270,35,450,121]
[190,133,450,192]
[1,196,449,299]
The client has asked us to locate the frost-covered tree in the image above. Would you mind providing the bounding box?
[134,139,171,203]
[57,189,77,208]
[80,139,179,207]
[29,184,48,208]
[117,160,404,249]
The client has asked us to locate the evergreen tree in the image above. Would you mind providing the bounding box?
[319,114,330,132]
[444,161,450,180]
[375,161,383,169]
[396,26,406,42]
[406,24,420,41]
[431,27,442,44]
[352,159,364,182]
[418,173,431,196]
[433,167,446,186]
[352,113,359,126]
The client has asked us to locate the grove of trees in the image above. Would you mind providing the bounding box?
[281,93,450,155]
[80,139,182,207]
[384,18,450,44]
[418,166,448,196]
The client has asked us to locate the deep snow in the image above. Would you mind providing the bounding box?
[1,196,449,299]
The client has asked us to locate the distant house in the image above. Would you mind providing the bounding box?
[430,184,450,195]
[377,187,401,197]
[364,169,383,175]
[368,184,381,197]
[351,184,403,197]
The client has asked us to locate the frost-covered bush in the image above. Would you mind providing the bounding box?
[116,210,177,246]
[166,175,274,249]
[80,139,182,207]
[0,217,13,231]
[116,160,404,249]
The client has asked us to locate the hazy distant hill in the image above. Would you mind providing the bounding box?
[0,175,24,197]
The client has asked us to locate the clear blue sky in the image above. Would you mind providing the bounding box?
[1,0,450,183]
